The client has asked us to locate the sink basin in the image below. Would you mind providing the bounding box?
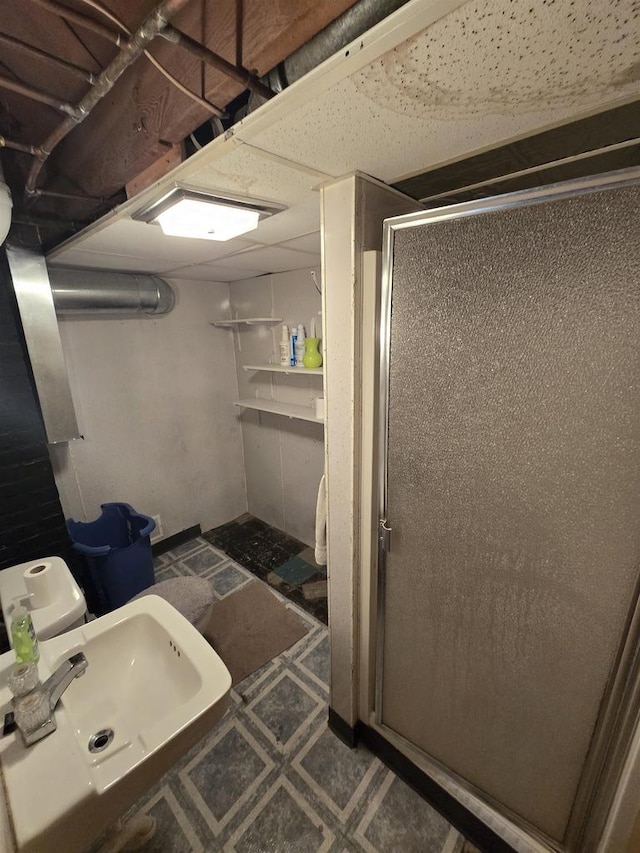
[59,603,216,792]
[0,595,231,853]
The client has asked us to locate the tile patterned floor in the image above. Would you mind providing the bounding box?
[203,515,328,624]
[90,536,478,853]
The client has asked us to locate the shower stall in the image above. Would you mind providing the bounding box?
[361,167,640,852]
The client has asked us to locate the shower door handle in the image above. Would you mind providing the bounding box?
[379,519,392,554]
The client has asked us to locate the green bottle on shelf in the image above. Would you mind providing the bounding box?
[302,337,323,369]
[10,604,40,664]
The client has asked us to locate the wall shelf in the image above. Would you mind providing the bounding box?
[235,399,323,424]
[243,364,323,375]
[210,318,282,328]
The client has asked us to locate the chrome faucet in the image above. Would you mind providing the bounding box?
[42,652,88,711]
[15,652,88,746]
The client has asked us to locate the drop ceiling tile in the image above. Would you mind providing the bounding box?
[279,232,321,253]
[183,143,330,206]
[71,219,259,264]
[166,264,265,282]
[247,0,640,184]
[224,246,321,273]
[48,250,180,274]
[249,196,321,246]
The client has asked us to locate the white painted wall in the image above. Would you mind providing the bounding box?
[225,267,324,547]
[51,278,247,539]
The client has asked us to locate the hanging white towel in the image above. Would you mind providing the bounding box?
[314,473,327,566]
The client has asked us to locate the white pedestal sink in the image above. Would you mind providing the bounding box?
[0,595,231,853]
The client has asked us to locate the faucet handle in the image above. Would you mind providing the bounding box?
[15,652,88,747]
[8,662,40,698]
[14,690,50,735]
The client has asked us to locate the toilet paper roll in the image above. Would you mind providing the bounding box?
[23,562,57,609]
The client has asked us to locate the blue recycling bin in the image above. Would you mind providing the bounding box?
[67,502,156,614]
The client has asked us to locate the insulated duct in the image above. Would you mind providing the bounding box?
[252,0,410,105]
[47,267,175,315]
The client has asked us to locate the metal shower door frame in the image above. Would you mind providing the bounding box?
[374,166,640,853]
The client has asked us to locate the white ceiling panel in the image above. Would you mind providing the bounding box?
[243,0,640,183]
[167,263,265,282]
[48,250,181,274]
[247,195,321,246]
[280,232,321,254]
[225,245,321,272]
[69,219,259,265]
[52,194,321,273]
[186,142,331,205]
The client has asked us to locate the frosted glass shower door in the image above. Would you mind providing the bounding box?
[377,177,640,846]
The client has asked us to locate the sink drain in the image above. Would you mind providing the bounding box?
[88,728,114,753]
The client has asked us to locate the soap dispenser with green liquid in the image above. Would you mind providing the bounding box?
[10,604,40,664]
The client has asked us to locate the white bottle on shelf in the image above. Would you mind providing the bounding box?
[295,325,306,367]
[279,325,289,366]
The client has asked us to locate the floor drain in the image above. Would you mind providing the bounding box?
[88,728,114,753]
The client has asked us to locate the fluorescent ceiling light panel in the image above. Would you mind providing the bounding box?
[156,198,259,240]
[134,187,285,242]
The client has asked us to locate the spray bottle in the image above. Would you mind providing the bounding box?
[279,325,289,366]
[295,325,306,367]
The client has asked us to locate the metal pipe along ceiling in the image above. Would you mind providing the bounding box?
[47,268,175,315]
[25,0,193,195]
